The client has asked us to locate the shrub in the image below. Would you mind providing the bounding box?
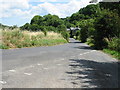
[94,10,120,49]
[42,28,47,36]
[86,37,94,47]
[94,37,108,49]
[75,30,80,40]
[0,44,9,49]
[108,37,120,52]
[61,32,70,42]
[80,28,88,42]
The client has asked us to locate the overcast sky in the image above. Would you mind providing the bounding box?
[0,0,93,26]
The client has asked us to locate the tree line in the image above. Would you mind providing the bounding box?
[20,14,69,41]
[65,2,120,52]
[20,1,120,52]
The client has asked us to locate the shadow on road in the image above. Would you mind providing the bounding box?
[74,46,94,50]
[66,59,119,88]
[69,41,82,43]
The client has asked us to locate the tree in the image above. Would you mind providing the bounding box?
[78,19,95,42]
[94,9,120,49]
[57,24,67,33]
[21,23,30,30]
[30,15,43,25]
[43,14,63,27]
[79,4,100,17]
[99,2,120,16]
[29,24,40,31]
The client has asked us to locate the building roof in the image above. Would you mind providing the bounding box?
[67,27,81,31]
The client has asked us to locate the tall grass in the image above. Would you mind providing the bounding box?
[0,28,67,49]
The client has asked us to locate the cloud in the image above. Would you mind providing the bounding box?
[1,0,91,18]
[0,0,30,18]
[0,0,92,26]
[28,0,91,18]
[29,0,69,2]
[39,0,57,2]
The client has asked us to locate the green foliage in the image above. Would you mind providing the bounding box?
[57,24,67,33]
[80,28,88,42]
[69,4,100,25]
[30,15,43,25]
[42,28,47,36]
[21,14,64,33]
[75,30,80,40]
[99,2,120,15]
[0,23,9,29]
[45,26,56,32]
[79,4,100,17]
[103,49,120,60]
[94,9,120,49]
[107,37,120,52]
[0,44,9,49]
[61,31,70,42]
[86,37,95,47]
[20,23,30,30]
[29,24,40,31]
[78,19,95,42]
[65,22,73,28]
[44,14,64,27]
[93,36,108,50]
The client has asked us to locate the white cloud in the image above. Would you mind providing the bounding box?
[30,0,91,18]
[1,0,92,26]
[29,0,67,2]
[1,0,29,9]
[0,0,91,18]
[39,0,57,2]
[0,0,30,18]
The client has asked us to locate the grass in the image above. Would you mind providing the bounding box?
[85,38,120,60]
[103,49,120,60]
[0,28,67,49]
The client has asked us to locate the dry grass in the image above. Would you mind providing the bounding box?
[0,28,67,49]
[23,31,44,36]
[23,31,62,39]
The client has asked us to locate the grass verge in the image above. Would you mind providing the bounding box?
[103,49,120,60]
[0,29,67,49]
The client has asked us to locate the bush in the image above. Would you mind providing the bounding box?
[86,37,94,47]
[94,37,108,49]
[42,28,47,36]
[75,30,80,40]
[94,10,120,49]
[108,37,120,52]
[61,32,70,42]
[80,28,88,42]
[0,44,9,49]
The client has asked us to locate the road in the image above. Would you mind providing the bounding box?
[1,38,119,88]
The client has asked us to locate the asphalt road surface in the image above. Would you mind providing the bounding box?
[1,38,119,88]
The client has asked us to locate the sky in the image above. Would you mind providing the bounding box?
[0,0,94,26]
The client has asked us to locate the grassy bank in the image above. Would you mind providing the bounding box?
[0,28,67,49]
[85,38,119,60]
[86,43,120,60]
[103,49,120,60]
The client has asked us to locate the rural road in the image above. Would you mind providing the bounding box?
[1,38,119,88]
